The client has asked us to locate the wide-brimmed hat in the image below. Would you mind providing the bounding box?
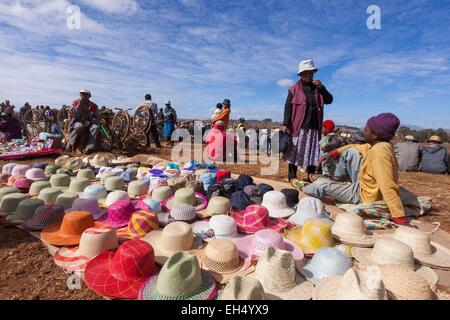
[288,205,332,227]
[38,187,63,204]
[381,226,450,270]
[44,164,60,176]
[41,211,105,246]
[230,190,253,210]
[68,198,106,220]
[55,192,79,209]
[236,174,254,191]
[299,247,353,285]
[216,170,231,184]
[77,169,96,180]
[98,199,135,228]
[50,174,71,188]
[0,173,10,185]
[2,163,17,175]
[97,168,114,181]
[55,155,70,168]
[80,184,108,202]
[21,204,65,231]
[281,189,299,208]
[4,199,45,225]
[313,266,388,300]
[427,135,442,143]
[0,187,20,201]
[111,156,133,166]
[116,210,160,241]
[7,175,24,188]
[252,247,314,300]
[136,198,162,213]
[29,181,52,196]
[54,226,119,272]
[138,252,217,300]
[68,178,91,194]
[332,213,375,247]
[284,219,335,255]
[13,178,34,193]
[128,180,148,198]
[11,164,31,177]
[192,239,255,284]
[147,177,169,196]
[143,221,203,266]
[161,188,207,212]
[104,176,125,192]
[32,162,48,170]
[0,193,28,216]
[104,190,130,207]
[196,196,231,219]
[89,155,112,167]
[206,184,226,200]
[66,157,88,172]
[244,185,262,204]
[25,168,48,182]
[298,59,318,75]
[220,276,266,300]
[56,168,73,175]
[230,204,290,234]
[159,204,197,226]
[85,239,159,299]
[261,191,295,218]
[191,215,243,242]
[120,171,135,183]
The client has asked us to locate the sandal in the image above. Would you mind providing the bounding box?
[290,179,310,191]
[308,174,320,183]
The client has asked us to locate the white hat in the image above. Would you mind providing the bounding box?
[80,89,91,94]
[191,214,243,242]
[260,191,295,219]
[298,60,318,75]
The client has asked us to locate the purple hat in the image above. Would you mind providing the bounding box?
[22,205,66,231]
[25,168,48,181]
[367,113,400,141]
[32,162,48,170]
[11,165,31,177]
[149,169,164,177]
[98,199,135,228]
[68,198,106,220]
[14,178,34,192]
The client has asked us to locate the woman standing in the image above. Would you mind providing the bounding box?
[162,100,177,146]
[281,60,334,182]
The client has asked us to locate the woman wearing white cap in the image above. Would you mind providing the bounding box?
[281,60,334,182]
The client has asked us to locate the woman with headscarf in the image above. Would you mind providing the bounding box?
[162,100,177,146]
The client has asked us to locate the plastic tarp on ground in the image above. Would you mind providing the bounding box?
[0,148,63,160]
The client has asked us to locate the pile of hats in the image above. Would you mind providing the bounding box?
[1,157,448,301]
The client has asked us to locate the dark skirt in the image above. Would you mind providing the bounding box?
[163,122,175,139]
[283,129,320,169]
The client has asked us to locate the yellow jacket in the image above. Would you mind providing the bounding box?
[212,107,231,127]
[336,142,405,218]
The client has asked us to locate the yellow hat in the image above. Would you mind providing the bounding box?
[284,219,334,255]
[428,135,442,143]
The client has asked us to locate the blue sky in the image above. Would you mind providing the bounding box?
[0,0,450,128]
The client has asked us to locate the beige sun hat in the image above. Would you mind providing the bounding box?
[220,276,266,300]
[55,192,79,210]
[38,187,63,205]
[104,190,130,207]
[352,238,438,289]
[29,181,52,196]
[191,239,255,284]
[68,178,91,194]
[0,193,29,216]
[313,266,388,300]
[260,191,295,219]
[50,174,71,188]
[99,172,116,184]
[0,187,21,202]
[163,188,207,211]
[196,196,231,219]
[55,155,70,168]
[77,169,96,180]
[4,198,45,225]
[127,180,148,198]
[143,221,202,266]
[111,156,133,166]
[252,247,314,300]
[65,157,86,172]
[89,155,112,168]
[381,226,450,270]
[104,176,125,192]
[151,186,173,202]
[332,212,375,247]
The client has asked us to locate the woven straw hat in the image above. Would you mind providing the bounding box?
[68,198,106,220]
[352,238,439,288]
[166,204,197,223]
[138,252,218,300]
[192,239,255,284]
[54,226,119,272]
[383,226,450,269]
[231,204,290,234]
[25,168,48,182]
[29,181,52,196]
[128,180,148,198]
[98,170,115,183]
[143,221,203,266]
[147,177,169,196]
[332,212,375,247]
[21,204,65,231]
[427,135,442,143]
[50,174,71,188]
[7,175,24,188]
[55,155,70,168]
[4,198,45,225]
[313,266,388,300]
[55,192,79,209]
[104,176,125,192]
[0,193,29,215]
[299,247,353,285]
[253,247,314,300]
[98,199,135,228]
[0,187,20,202]
[151,186,173,202]
[44,164,60,176]
[220,276,266,300]
[116,210,160,241]
[80,184,108,202]
[2,163,17,175]
[196,196,231,219]
[77,169,96,180]
[104,190,130,207]
[284,219,335,255]
[162,187,208,212]
[261,191,295,218]
[11,164,31,177]
[66,157,87,172]
[89,155,112,167]
[38,187,63,205]
[68,178,91,194]
[191,214,243,242]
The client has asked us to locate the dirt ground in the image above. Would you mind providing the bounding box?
[0,144,449,300]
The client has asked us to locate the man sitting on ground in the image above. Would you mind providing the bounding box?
[0,111,22,143]
[394,135,420,172]
[419,135,449,174]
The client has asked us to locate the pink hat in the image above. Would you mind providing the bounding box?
[68,198,106,220]
[230,205,292,234]
[0,173,10,184]
[147,177,168,196]
[11,165,31,177]
[14,178,34,192]
[98,200,135,228]
[25,168,48,181]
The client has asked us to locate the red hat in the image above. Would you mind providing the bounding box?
[323,120,335,135]
[230,205,292,234]
[84,239,158,299]
[216,170,231,184]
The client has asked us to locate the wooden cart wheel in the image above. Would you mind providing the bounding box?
[111,110,131,142]
[125,127,148,153]
[22,109,48,139]
[133,105,152,133]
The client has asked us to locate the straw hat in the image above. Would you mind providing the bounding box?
[0,187,22,202]
[284,219,335,255]
[253,247,314,300]
[77,169,96,180]
[382,226,450,270]
[25,168,48,182]
[2,163,17,175]
[54,227,119,272]
[288,205,332,227]
[89,155,112,167]
[65,157,87,172]
[21,204,65,231]
[196,196,231,219]
[38,187,63,205]
[0,173,10,185]
[7,175,24,188]
[50,174,71,188]
[147,177,169,196]
[97,169,114,182]
[104,176,125,192]
[68,178,91,194]
[427,135,442,143]
[137,198,162,213]
[299,247,353,285]
[158,204,197,225]
[192,239,255,284]
[13,178,33,193]
[331,212,375,247]
[44,164,60,176]
[80,184,108,202]
[29,181,51,196]
[220,276,266,300]
[128,180,148,198]
[104,190,130,207]
[231,204,290,234]
[55,155,70,167]
[260,191,295,218]
[138,252,218,300]
[191,215,243,242]
[161,188,208,212]
[68,198,106,220]
[313,266,388,300]
[0,193,29,215]
[352,238,438,288]
[116,210,160,241]
[143,221,203,266]
[111,156,133,166]
[85,239,159,300]
[4,199,45,225]
[98,199,135,228]
[41,211,105,246]
[55,192,79,209]
[11,164,31,177]
[151,186,173,202]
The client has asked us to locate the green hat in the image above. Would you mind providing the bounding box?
[56,168,73,176]
[38,187,63,205]
[77,169,95,180]
[0,187,21,202]
[127,180,148,198]
[105,176,125,192]
[50,174,71,188]
[5,199,45,225]
[55,192,79,210]
[0,193,29,215]
[165,100,171,105]
[68,178,91,194]
[29,181,52,197]
[45,164,60,176]
[100,172,118,185]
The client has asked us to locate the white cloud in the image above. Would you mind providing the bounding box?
[276,79,295,88]
[81,0,139,15]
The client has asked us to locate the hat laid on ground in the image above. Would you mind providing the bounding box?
[381,226,450,270]
[284,219,335,255]
[288,198,331,227]
[68,198,106,220]
[206,184,226,200]
[137,198,162,213]
[158,204,197,226]
[104,176,125,192]
[32,162,48,170]
[0,173,10,185]
[41,211,105,246]
[85,239,159,300]
[50,174,71,188]
[120,171,135,183]
[29,181,52,196]
[299,247,353,285]
[55,192,79,209]
[230,191,253,211]
[191,215,243,242]
[298,59,318,75]
[196,196,231,219]
[231,204,290,234]
[54,226,119,272]
[143,221,203,266]
[25,168,48,182]
[161,188,208,212]
[138,252,218,301]
[80,184,108,202]
[98,200,135,228]
[38,187,63,205]
[56,168,73,175]
[281,189,299,208]
[65,157,87,172]
[261,191,295,218]
[244,185,262,204]
[89,155,112,168]
[192,239,255,284]
[216,170,231,184]
[0,187,21,202]
[252,247,314,300]
[147,177,169,196]
[11,164,31,177]
[104,190,130,207]
[7,175,24,188]
[55,155,70,168]
[44,164,61,176]
[128,180,148,198]
[116,210,160,241]
[200,172,217,193]
[14,178,34,193]
[0,193,29,216]
[220,276,266,300]
[2,163,17,175]
[21,205,65,231]
[236,174,254,191]
[257,184,275,198]
[331,213,375,247]
[68,178,91,194]
[4,199,45,225]
[297,196,327,214]
[313,266,387,300]
[77,169,96,180]
[97,168,114,181]
[427,135,442,144]
[222,179,238,197]
[151,186,174,202]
